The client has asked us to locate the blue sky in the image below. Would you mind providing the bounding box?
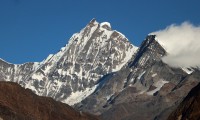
[0,0,200,64]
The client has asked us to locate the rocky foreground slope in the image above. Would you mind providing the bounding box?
[0,81,98,120]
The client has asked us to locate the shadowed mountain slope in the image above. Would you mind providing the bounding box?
[168,80,200,120]
[0,81,98,120]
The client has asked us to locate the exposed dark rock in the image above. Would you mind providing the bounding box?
[168,77,200,120]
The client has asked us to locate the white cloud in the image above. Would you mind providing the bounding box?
[151,22,200,68]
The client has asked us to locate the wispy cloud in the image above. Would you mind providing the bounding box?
[151,22,200,68]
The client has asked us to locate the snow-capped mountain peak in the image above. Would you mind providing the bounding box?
[1,20,199,120]
[0,19,138,105]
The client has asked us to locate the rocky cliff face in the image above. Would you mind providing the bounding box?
[0,81,98,120]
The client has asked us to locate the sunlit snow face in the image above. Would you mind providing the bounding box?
[151,22,200,68]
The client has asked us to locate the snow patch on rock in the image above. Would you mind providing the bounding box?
[147,79,169,95]
[100,22,111,28]
[63,85,98,105]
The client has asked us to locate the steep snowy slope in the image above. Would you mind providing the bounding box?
[0,19,137,105]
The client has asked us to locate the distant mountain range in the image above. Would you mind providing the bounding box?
[0,19,199,120]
